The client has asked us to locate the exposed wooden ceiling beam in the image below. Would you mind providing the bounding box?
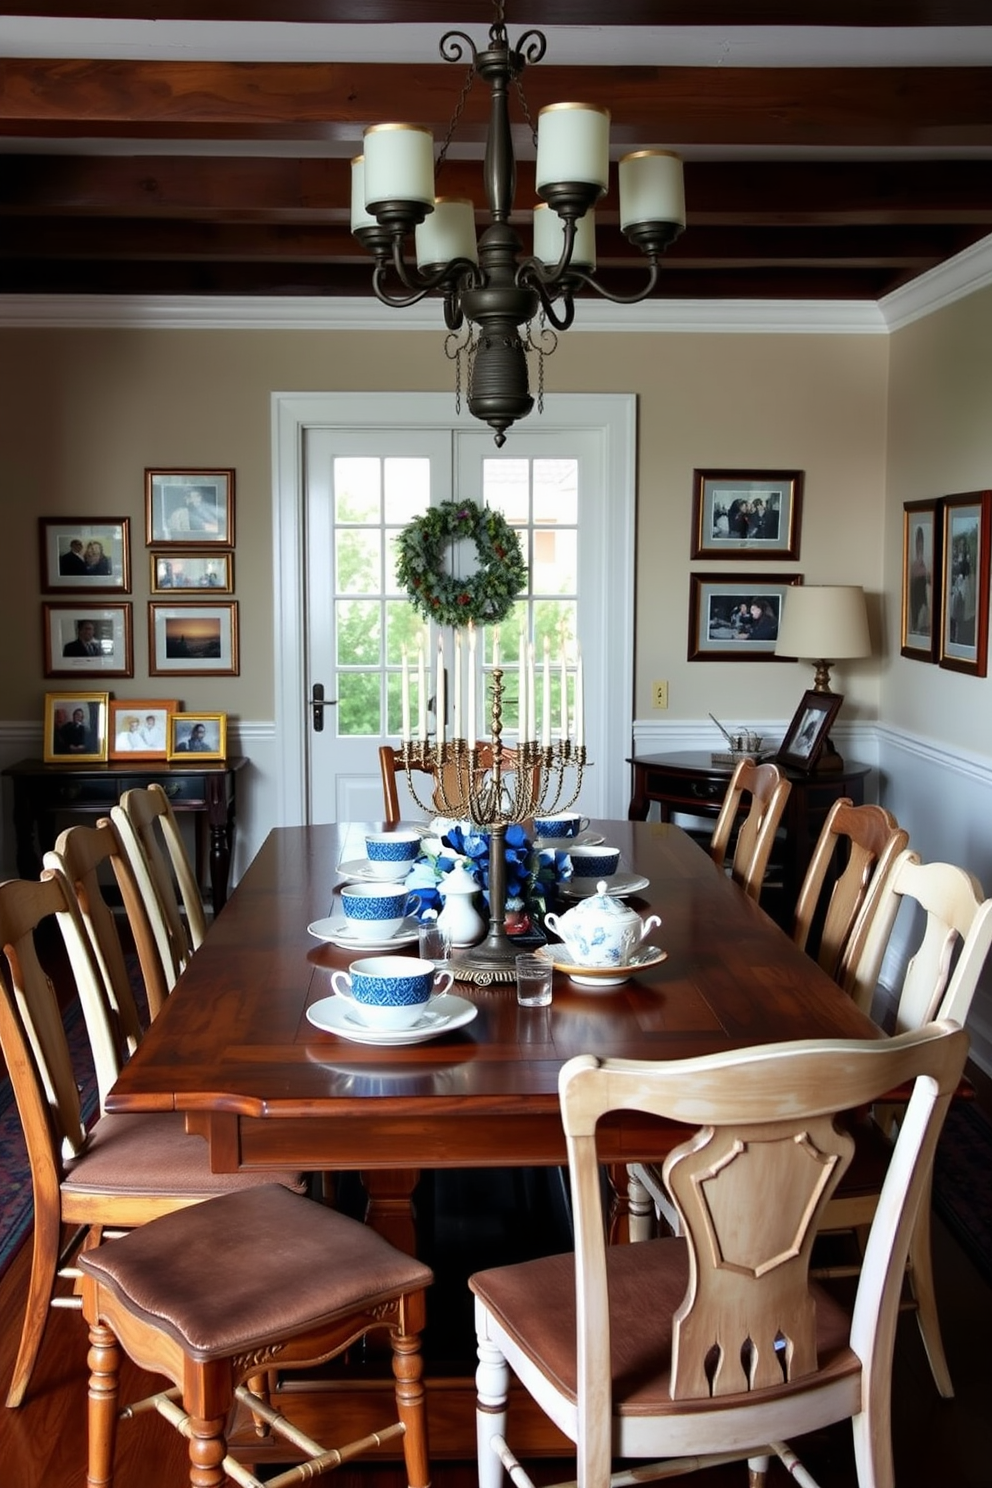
[2,60,992,149]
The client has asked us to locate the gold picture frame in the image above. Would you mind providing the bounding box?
[43,691,109,763]
[167,712,227,762]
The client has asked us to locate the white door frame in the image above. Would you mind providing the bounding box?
[271,391,636,826]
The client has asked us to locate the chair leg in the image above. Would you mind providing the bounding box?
[5,1201,61,1407]
[86,1317,122,1488]
[907,1179,954,1398]
[627,1165,655,1243]
[747,1457,770,1488]
[476,1332,511,1488]
[392,1328,431,1488]
[185,1413,229,1488]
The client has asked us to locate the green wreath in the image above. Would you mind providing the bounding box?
[395,499,528,628]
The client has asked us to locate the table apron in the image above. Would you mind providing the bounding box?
[186,1109,680,1172]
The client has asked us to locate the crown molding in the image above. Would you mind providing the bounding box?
[880,231,992,330]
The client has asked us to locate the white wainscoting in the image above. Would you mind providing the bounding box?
[3,716,989,1075]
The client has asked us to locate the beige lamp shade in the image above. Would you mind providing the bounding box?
[775,585,870,692]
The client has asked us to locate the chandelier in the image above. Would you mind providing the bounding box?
[350,2,685,446]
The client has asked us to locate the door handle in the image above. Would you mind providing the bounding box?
[309,683,337,733]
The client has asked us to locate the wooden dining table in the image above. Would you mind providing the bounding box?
[104,818,880,1463]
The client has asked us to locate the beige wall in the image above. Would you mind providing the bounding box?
[0,321,891,733]
[882,284,992,752]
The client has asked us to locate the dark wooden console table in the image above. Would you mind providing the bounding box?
[627,750,870,924]
[3,756,247,911]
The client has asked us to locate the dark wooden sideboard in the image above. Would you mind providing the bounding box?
[2,756,247,911]
[627,750,870,925]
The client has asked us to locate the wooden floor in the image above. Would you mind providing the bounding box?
[1,1195,991,1488]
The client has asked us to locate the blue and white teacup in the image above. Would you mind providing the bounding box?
[331,956,454,1030]
[364,830,422,880]
[567,844,621,880]
[533,812,591,839]
[340,883,421,942]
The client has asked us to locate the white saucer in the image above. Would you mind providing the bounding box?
[335,858,414,884]
[533,830,604,851]
[536,943,667,987]
[560,871,651,900]
[306,992,478,1046]
[307,914,420,951]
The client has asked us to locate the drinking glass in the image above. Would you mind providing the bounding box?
[418,918,452,968]
[515,953,553,1007]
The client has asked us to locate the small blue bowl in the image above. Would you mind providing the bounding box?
[340,883,421,940]
[534,813,588,839]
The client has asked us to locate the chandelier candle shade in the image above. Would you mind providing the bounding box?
[351,1,685,446]
[397,623,586,983]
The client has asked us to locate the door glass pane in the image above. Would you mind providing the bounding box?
[335,529,382,593]
[334,458,381,522]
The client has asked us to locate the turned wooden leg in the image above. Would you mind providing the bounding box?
[86,1317,121,1488]
[186,1412,228,1488]
[392,1329,430,1488]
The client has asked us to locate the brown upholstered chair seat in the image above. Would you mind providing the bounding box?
[64,1112,306,1199]
[80,1184,433,1359]
[471,1236,858,1415]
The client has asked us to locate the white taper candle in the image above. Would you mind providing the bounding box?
[417,639,427,742]
[436,634,445,747]
[574,650,584,748]
[467,621,476,750]
[542,636,551,747]
[453,631,462,740]
[401,646,411,741]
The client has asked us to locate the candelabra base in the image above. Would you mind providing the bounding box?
[449,924,520,985]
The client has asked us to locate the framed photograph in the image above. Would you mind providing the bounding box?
[901,499,942,662]
[43,602,133,679]
[167,712,227,761]
[776,690,844,772]
[688,573,804,660]
[939,490,991,677]
[150,549,234,594]
[145,469,234,547]
[43,691,109,763]
[690,469,803,560]
[38,516,130,593]
[149,601,239,676]
[109,698,179,760]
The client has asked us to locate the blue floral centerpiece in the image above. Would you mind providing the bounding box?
[406,820,572,937]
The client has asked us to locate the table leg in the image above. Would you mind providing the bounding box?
[627,766,650,820]
[205,773,234,910]
[360,1169,421,1255]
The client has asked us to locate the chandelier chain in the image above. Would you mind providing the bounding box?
[436,61,477,175]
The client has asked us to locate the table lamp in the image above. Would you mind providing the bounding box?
[775,585,870,770]
[775,585,871,694]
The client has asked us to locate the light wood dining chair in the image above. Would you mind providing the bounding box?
[78,1183,433,1488]
[109,782,206,993]
[379,742,536,823]
[792,797,909,989]
[471,1025,968,1488]
[815,850,992,1398]
[708,757,792,902]
[0,871,306,1409]
[45,818,169,1066]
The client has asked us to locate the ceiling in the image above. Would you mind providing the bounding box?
[2,3,992,307]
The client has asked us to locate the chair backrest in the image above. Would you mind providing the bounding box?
[850,849,992,1027]
[709,759,792,901]
[44,820,169,1095]
[792,798,909,985]
[559,1023,967,1414]
[378,742,536,824]
[0,873,109,1176]
[110,784,206,989]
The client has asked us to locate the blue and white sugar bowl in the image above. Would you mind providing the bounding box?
[544,883,660,969]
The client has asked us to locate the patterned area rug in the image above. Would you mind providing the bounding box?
[0,999,98,1279]
[932,1097,992,1284]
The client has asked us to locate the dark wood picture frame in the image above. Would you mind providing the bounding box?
[38,516,131,594]
[145,468,235,547]
[690,469,803,560]
[938,490,991,677]
[775,689,844,773]
[901,498,942,663]
[43,602,133,679]
[148,601,240,677]
[688,572,804,661]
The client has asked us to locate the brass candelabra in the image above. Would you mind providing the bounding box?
[397,666,586,983]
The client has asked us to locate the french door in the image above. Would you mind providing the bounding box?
[272,392,635,825]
